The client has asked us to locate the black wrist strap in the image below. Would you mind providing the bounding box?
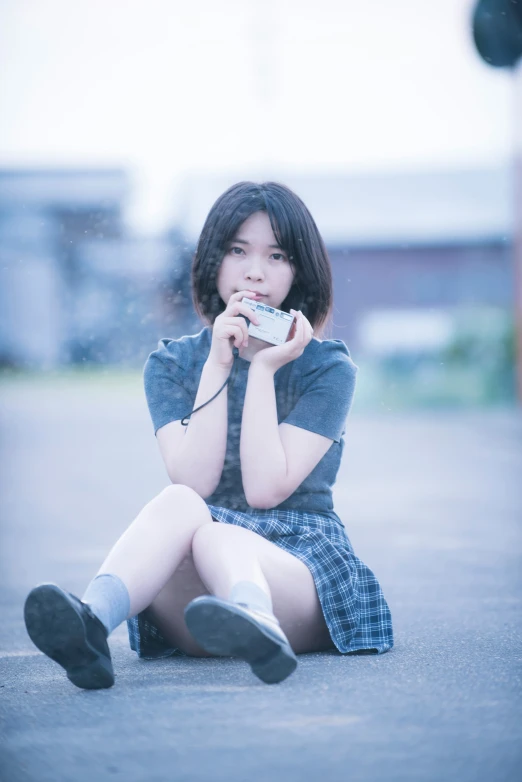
[181,347,240,427]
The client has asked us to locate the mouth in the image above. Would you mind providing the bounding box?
[240,291,267,300]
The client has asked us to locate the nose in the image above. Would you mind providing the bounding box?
[244,257,265,282]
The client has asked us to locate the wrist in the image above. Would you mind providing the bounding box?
[248,358,277,378]
[204,356,234,376]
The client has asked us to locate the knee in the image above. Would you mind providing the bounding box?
[192,520,246,559]
[191,520,223,557]
[158,483,198,501]
[153,484,212,523]
[157,483,202,505]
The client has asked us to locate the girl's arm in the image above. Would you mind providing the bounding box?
[156,358,230,498]
[240,362,286,507]
[240,363,333,509]
[157,290,260,499]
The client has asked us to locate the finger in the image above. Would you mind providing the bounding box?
[235,301,261,325]
[288,310,299,341]
[297,312,305,343]
[226,324,246,348]
[226,301,261,325]
[297,312,311,347]
[223,316,249,345]
[297,311,310,336]
[296,309,309,328]
[216,313,246,344]
[227,290,260,308]
[290,310,304,340]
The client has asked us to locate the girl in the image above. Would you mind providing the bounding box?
[23,181,393,689]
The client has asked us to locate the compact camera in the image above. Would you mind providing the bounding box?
[241,297,295,346]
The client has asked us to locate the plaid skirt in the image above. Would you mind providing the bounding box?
[127,505,393,660]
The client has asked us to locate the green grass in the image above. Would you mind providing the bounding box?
[1,361,518,411]
[0,366,143,391]
[352,361,517,412]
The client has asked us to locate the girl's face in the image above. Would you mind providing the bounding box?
[216,211,295,310]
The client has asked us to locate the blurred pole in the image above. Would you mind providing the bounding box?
[515,61,522,403]
[471,0,522,404]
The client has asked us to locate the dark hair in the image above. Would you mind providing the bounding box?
[191,181,333,337]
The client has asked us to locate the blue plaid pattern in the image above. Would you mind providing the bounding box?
[127,505,393,659]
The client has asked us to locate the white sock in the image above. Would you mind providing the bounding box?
[228,581,273,614]
[81,573,131,635]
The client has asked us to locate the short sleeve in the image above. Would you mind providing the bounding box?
[281,340,358,443]
[143,338,194,435]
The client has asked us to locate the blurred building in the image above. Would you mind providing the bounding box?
[0,169,190,369]
[72,233,193,365]
[0,165,513,393]
[171,167,513,355]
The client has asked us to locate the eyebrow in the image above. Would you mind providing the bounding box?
[230,238,283,250]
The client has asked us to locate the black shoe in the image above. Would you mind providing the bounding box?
[24,583,114,690]
[184,595,298,684]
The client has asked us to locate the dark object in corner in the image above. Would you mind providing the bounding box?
[472,0,522,67]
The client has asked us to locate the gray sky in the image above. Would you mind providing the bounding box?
[0,0,512,232]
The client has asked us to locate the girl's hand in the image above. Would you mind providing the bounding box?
[250,310,314,373]
[208,290,261,369]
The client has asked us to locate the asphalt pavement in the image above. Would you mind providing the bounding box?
[0,377,521,782]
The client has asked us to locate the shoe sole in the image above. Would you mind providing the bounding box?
[24,584,114,690]
[184,597,298,684]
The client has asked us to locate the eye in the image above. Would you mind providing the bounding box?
[228,246,286,261]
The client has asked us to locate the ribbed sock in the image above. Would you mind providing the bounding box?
[229,581,273,615]
[81,573,131,635]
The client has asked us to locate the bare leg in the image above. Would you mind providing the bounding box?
[25,483,333,690]
[95,484,213,616]
[144,553,214,657]
[93,485,332,655]
[22,484,215,691]
[192,523,269,598]
[192,523,333,653]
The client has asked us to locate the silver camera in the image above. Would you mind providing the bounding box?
[241,297,295,346]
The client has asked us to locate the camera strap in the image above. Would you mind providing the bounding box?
[181,347,240,427]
